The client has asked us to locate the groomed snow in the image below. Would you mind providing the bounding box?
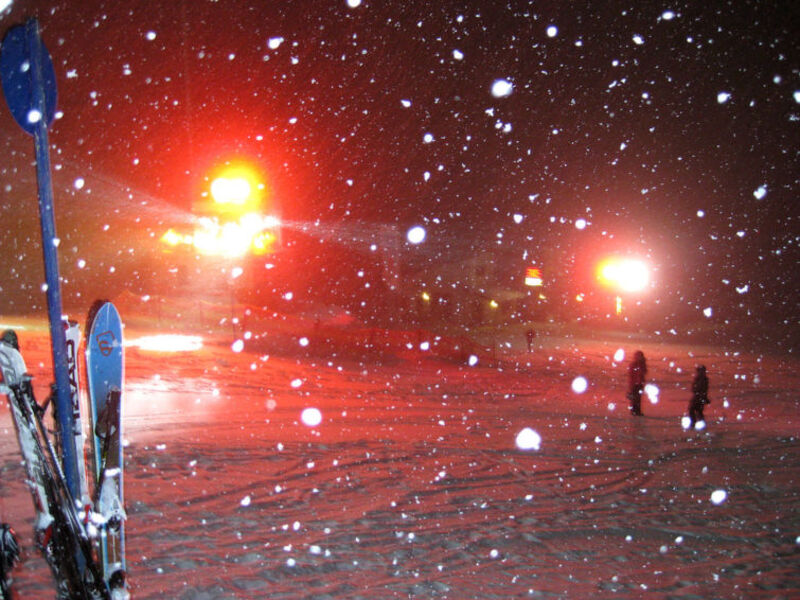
[1,306,798,598]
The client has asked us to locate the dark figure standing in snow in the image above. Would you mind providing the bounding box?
[526,328,535,352]
[627,350,647,416]
[688,365,710,428]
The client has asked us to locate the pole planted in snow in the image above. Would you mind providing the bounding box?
[0,19,81,499]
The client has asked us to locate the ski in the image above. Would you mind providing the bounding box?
[85,301,127,595]
[0,337,109,599]
[65,317,92,512]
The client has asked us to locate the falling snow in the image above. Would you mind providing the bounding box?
[0,1,797,597]
[406,226,426,244]
[515,427,542,451]
[491,79,513,98]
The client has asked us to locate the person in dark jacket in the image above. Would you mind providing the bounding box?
[525,328,535,352]
[627,350,647,416]
[688,365,710,428]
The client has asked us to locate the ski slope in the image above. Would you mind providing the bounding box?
[1,308,798,598]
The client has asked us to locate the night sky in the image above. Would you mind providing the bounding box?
[0,1,797,348]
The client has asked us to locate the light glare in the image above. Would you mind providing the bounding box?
[211,177,251,206]
[597,257,650,293]
[126,335,203,352]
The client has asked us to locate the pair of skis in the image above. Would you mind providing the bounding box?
[0,302,126,599]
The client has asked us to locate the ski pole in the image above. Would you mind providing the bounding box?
[25,18,81,500]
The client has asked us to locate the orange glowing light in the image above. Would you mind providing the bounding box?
[211,176,251,206]
[161,228,193,248]
[525,267,543,287]
[161,228,182,247]
[192,214,280,258]
[162,161,280,257]
[596,257,650,293]
[203,163,266,216]
[251,230,277,255]
[160,214,280,258]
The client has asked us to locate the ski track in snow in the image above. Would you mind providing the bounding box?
[1,318,799,599]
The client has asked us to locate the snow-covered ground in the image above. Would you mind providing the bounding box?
[1,306,798,599]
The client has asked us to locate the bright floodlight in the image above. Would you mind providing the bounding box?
[597,257,650,293]
[211,176,251,206]
[187,213,279,258]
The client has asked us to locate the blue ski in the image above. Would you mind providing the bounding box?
[85,302,127,595]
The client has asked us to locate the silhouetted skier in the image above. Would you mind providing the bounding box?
[688,365,709,428]
[627,350,647,416]
[525,328,535,352]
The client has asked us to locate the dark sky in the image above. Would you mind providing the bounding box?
[0,1,797,347]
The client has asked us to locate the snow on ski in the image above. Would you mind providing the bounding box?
[0,336,110,599]
[85,301,127,595]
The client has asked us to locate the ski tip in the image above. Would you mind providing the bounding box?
[1,330,19,350]
[86,299,112,329]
